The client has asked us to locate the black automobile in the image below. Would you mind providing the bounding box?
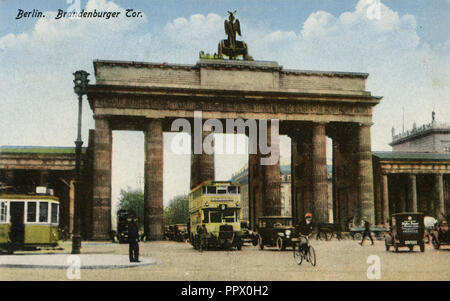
[117,209,129,243]
[255,216,296,251]
[385,212,425,252]
[432,219,450,249]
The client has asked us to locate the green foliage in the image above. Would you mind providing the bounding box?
[164,195,189,225]
[118,188,144,229]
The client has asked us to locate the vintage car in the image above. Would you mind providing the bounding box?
[255,216,296,251]
[385,212,425,252]
[431,219,450,249]
[166,224,189,242]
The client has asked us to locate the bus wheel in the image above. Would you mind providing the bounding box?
[432,237,440,250]
[237,242,242,251]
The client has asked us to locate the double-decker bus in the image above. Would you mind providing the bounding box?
[189,181,243,250]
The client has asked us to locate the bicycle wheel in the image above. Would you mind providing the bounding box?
[307,246,316,267]
[293,245,303,265]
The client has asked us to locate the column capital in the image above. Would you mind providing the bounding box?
[358,122,374,127]
[93,114,109,121]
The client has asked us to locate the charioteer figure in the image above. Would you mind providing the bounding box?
[218,11,252,60]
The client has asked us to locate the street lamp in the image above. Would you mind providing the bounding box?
[72,70,89,254]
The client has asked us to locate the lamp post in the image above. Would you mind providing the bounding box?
[72,70,89,254]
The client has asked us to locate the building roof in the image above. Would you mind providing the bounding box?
[390,121,450,146]
[373,151,450,162]
[0,146,86,155]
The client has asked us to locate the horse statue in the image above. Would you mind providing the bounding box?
[217,11,252,60]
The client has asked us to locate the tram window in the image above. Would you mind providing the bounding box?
[217,189,227,194]
[223,209,236,223]
[207,186,216,194]
[27,202,37,222]
[51,203,58,224]
[210,211,222,223]
[39,202,49,223]
[202,209,209,223]
[0,202,7,222]
[227,186,237,194]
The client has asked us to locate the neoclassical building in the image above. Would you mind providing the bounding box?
[372,114,450,224]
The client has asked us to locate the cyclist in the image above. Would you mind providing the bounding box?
[296,213,314,252]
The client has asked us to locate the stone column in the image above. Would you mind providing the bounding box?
[290,126,313,222]
[39,171,50,186]
[409,174,418,212]
[357,123,375,224]
[190,130,214,189]
[435,174,445,217]
[291,137,299,221]
[381,174,389,225]
[92,116,112,240]
[332,139,339,225]
[144,119,164,240]
[248,153,260,230]
[311,123,328,224]
[261,121,282,216]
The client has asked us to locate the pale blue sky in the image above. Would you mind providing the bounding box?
[1,0,449,211]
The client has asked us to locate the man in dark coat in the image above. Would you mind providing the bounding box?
[360,219,374,246]
[128,212,140,262]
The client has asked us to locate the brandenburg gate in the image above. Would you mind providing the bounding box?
[85,57,381,240]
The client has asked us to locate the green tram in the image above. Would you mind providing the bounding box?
[189,181,243,250]
[0,194,60,252]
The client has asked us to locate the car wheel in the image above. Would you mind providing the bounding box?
[258,235,264,250]
[252,236,258,246]
[276,237,283,251]
[432,237,440,250]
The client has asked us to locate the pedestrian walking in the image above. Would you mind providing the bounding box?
[128,212,140,262]
[359,219,374,246]
[199,224,208,252]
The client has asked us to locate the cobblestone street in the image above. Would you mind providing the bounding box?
[1,239,449,281]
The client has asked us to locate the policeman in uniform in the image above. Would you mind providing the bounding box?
[128,211,140,262]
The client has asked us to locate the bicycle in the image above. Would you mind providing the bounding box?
[293,235,316,266]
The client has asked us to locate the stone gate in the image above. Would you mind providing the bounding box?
[85,59,381,240]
